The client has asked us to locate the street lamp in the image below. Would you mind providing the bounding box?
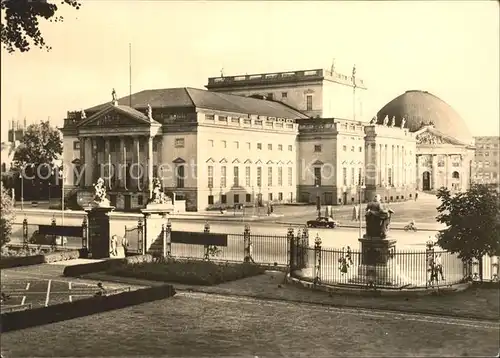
[315,184,321,217]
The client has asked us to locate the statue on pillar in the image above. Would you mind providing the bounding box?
[400,117,406,129]
[148,177,171,204]
[147,104,153,120]
[92,177,110,207]
[365,194,394,239]
[370,115,377,124]
[383,115,389,126]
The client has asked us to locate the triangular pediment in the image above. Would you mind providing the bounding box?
[78,104,153,128]
[415,127,466,146]
[277,160,284,165]
[244,159,252,164]
[266,160,274,165]
[312,160,324,166]
[232,159,240,164]
[219,158,227,164]
[255,159,263,165]
[173,157,186,164]
[206,157,215,163]
[286,160,293,165]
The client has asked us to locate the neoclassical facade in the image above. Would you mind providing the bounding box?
[61,68,474,211]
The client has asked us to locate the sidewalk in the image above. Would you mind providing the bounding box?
[274,219,444,232]
[81,271,499,322]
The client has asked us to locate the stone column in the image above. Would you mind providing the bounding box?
[445,155,450,189]
[376,144,381,186]
[119,137,125,188]
[104,137,110,187]
[148,136,154,199]
[383,145,388,186]
[401,146,405,187]
[391,145,395,186]
[416,155,420,190]
[85,137,94,186]
[431,155,437,190]
[79,137,86,188]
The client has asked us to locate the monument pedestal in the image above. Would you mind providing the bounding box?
[141,203,174,254]
[350,237,398,286]
[85,202,115,259]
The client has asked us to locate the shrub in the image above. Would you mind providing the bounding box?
[0,183,15,248]
[108,258,266,286]
[43,250,81,263]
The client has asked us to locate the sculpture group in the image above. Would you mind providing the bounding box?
[365,194,394,239]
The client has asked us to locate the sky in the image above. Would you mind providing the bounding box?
[1,1,499,141]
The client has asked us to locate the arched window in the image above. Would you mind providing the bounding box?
[452,171,460,179]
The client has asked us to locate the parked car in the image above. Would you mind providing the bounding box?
[306,216,339,228]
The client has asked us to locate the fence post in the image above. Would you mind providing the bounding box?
[165,218,172,257]
[296,227,302,269]
[287,226,296,272]
[313,234,322,285]
[51,215,57,249]
[22,217,29,249]
[301,226,309,269]
[425,240,435,287]
[243,224,252,263]
[137,218,144,254]
[81,216,88,250]
[204,221,210,260]
[162,221,167,258]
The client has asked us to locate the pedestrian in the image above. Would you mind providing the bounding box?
[110,235,118,256]
[94,282,107,297]
[352,205,358,221]
[415,192,418,201]
[435,254,445,280]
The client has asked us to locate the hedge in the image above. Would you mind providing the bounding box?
[1,284,176,332]
[108,258,266,286]
[0,249,83,269]
[63,254,154,277]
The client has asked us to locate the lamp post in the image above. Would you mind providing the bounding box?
[358,175,366,239]
[19,172,24,211]
[315,184,321,217]
[58,168,65,225]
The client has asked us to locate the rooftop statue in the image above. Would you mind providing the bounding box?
[370,115,377,124]
[365,194,394,239]
[383,115,389,126]
[80,109,86,119]
[401,117,406,129]
[390,116,396,127]
[112,88,117,103]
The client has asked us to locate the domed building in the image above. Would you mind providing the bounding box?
[376,90,475,192]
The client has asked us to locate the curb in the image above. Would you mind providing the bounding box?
[78,272,497,323]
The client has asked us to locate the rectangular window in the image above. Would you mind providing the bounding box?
[343,168,347,186]
[278,167,283,186]
[268,143,272,150]
[351,168,355,185]
[257,167,262,187]
[288,167,293,186]
[246,142,251,150]
[208,165,214,188]
[288,145,293,151]
[281,92,288,98]
[176,165,185,188]
[233,166,239,187]
[306,95,313,111]
[205,114,215,121]
[314,145,322,152]
[314,167,322,186]
[73,141,80,150]
[278,144,283,151]
[267,93,274,100]
[278,192,283,201]
[388,168,393,186]
[234,194,239,203]
[351,146,355,152]
[221,195,227,204]
[208,195,214,205]
[137,195,144,206]
[257,143,262,150]
[234,141,239,149]
[218,115,227,121]
[358,168,363,185]
[221,166,226,187]
[245,166,251,186]
[343,145,347,151]
[208,139,214,147]
[246,193,251,202]
[221,140,227,148]
[268,167,273,186]
[175,138,185,148]
[359,146,363,152]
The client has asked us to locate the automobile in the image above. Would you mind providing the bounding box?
[306,216,339,228]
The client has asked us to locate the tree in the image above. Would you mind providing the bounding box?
[13,120,63,169]
[0,183,15,248]
[436,185,500,281]
[1,0,80,53]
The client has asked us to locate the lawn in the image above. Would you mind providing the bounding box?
[1,291,498,357]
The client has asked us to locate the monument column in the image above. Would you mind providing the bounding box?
[148,136,154,199]
[431,154,437,190]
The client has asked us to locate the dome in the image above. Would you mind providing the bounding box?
[376,90,472,144]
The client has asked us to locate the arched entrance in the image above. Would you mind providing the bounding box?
[422,171,431,191]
